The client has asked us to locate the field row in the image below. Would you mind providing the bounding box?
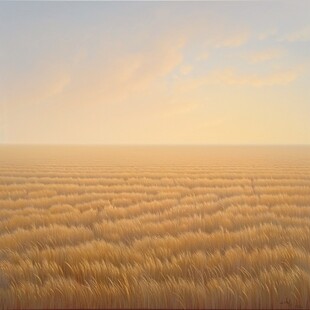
[1,147,310,308]
[1,221,310,308]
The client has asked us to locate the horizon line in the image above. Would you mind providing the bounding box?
[1,143,310,147]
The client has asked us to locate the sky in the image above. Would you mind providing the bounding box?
[0,1,310,145]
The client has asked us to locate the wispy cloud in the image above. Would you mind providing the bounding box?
[211,67,301,87]
[214,32,249,48]
[79,36,186,104]
[246,48,284,64]
[4,36,186,108]
[4,69,71,107]
[278,26,310,43]
[175,66,303,91]
[258,28,278,41]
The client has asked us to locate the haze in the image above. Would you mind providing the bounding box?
[1,1,310,145]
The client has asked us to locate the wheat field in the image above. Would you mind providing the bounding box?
[0,146,309,309]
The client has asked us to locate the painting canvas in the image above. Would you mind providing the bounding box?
[0,1,309,309]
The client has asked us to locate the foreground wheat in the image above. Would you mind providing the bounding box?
[0,146,309,309]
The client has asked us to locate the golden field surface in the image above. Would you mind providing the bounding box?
[0,146,310,309]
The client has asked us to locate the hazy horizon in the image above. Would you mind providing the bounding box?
[1,143,310,147]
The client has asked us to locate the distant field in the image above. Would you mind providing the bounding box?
[0,146,310,309]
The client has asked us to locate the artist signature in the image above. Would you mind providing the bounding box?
[280,297,303,309]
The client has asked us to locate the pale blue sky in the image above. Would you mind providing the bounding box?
[1,1,309,144]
